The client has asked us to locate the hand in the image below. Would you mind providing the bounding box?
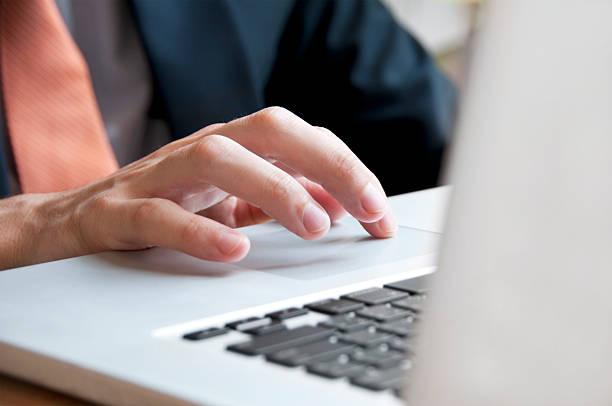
[4,107,397,269]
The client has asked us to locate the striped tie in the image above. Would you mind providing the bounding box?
[0,0,119,193]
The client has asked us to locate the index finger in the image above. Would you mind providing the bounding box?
[214,107,394,227]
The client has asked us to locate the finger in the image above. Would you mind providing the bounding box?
[269,164,347,222]
[359,207,398,238]
[215,107,390,224]
[273,161,300,177]
[120,197,250,262]
[197,196,271,228]
[296,177,348,222]
[298,175,397,238]
[155,134,331,240]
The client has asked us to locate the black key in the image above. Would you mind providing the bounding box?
[226,317,272,332]
[388,336,413,353]
[183,327,229,341]
[226,317,258,329]
[306,299,364,315]
[351,345,405,369]
[319,313,373,332]
[391,296,426,313]
[384,275,431,295]
[266,336,355,367]
[377,317,418,337]
[227,326,334,356]
[341,287,408,305]
[245,321,287,335]
[356,304,413,322]
[266,307,308,320]
[350,363,412,391]
[306,355,368,379]
[339,327,392,347]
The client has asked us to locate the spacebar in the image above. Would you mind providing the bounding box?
[227,326,333,356]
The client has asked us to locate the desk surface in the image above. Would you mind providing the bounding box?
[0,373,94,405]
[1,187,450,406]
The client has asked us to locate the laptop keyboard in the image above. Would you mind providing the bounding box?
[182,275,430,396]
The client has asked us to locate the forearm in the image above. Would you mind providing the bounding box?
[0,192,83,270]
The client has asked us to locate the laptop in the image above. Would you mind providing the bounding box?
[3,1,612,405]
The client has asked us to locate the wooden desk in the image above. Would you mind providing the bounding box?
[0,373,94,405]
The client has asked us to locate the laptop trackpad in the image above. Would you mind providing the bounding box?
[237,219,440,280]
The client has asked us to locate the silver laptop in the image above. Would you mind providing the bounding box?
[3,1,612,405]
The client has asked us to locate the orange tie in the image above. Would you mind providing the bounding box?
[0,0,118,193]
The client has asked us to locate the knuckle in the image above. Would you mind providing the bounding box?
[252,106,294,130]
[190,134,234,165]
[194,134,224,156]
[201,122,226,133]
[315,126,336,138]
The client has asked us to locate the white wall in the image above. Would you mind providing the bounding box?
[381,0,472,54]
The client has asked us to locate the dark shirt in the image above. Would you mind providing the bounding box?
[0,0,456,197]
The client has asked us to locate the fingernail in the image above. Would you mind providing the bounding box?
[217,231,245,255]
[361,183,387,215]
[378,212,398,235]
[302,202,330,234]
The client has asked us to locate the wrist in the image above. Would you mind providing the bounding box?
[1,190,86,269]
[30,190,93,265]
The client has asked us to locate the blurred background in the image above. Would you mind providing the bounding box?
[383,0,481,90]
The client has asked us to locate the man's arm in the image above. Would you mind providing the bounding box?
[0,108,396,270]
[0,193,76,269]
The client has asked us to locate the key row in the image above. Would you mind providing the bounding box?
[180,275,430,394]
[182,276,429,341]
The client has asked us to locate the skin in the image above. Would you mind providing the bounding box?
[0,107,398,270]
